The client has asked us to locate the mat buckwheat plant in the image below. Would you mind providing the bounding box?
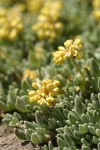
[0,0,100,150]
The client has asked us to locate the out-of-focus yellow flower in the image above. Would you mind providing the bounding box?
[93,10,100,20]
[26,0,45,13]
[32,0,63,40]
[34,43,44,59]
[93,0,100,21]
[28,79,60,106]
[40,0,63,21]
[23,70,37,80]
[53,39,83,64]
[0,48,8,59]
[93,0,100,9]
[0,6,23,40]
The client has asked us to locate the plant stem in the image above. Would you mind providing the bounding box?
[71,56,85,80]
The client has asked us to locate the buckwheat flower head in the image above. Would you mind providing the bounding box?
[93,0,100,21]
[28,79,60,106]
[26,0,45,13]
[40,0,63,21]
[93,10,100,21]
[0,47,8,59]
[93,0,100,9]
[0,6,23,40]
[23,70,37,80]
[53,38,83,64]
[32,0,63,40]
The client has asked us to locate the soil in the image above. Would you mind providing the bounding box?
[0,123,40,150]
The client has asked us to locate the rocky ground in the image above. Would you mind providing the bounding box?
[0,123,39,150]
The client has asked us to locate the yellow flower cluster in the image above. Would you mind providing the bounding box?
[26,0,45,13]
[33,43,44,59]
[0,0,45,13]
[28,79,60,106]
[32,0,63,39]
[23,70,37,80]
[53,39,83,64]
[0,6,23,40]
[93,0,100,21]
[0,47,8,59]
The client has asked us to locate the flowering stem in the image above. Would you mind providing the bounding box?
[71,56,85,80]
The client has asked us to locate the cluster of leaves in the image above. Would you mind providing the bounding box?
[0,0,100,149]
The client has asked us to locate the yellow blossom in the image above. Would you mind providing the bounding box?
[0,6,23,40]
[93,10,100,21]
[93,0,100,9]
[26,0,45,13]
[28,79,60,106]
[53,50,67,64]
[23,70,37,80]
[34,44,44,59]
[40,0,63,21]
[32,0,63,40]
[92,0,100,21]
[32,83,39,89]
[0,47,8,59]
[53,38,83,64]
